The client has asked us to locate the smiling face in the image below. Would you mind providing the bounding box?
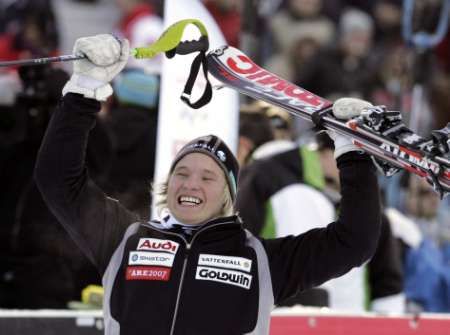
[167,153,229,225]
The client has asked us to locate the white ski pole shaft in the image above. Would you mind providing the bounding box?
[0,54,85,67]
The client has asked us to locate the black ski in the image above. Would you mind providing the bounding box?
[206,46,450,197]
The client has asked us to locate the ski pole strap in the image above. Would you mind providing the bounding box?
[132,19,209,59]
[180,50,212,109]
[132,18,211,109]
[165,35,209,58]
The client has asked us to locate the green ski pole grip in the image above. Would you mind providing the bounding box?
[132,19,209,59]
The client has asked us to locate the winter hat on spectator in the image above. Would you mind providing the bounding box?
[169,135,239,201]
[340,8,374,34]
[287,21,334,47]
[113,69,159,109]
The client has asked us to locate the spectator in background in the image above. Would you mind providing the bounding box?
[115,0,163,74]
[269,0,335,58]
[0,0,59,62]
[0,63,106,308]
[0,0,58,307]
[368,0,405,111]
[0,0,59,111]
[429,71,450,130]
[436,30,450,73]
[203,0,242,47]
[237,102,274,166]
[239,0,282,64]
[387,175,450,313]
[403,175,449,249]
[100,70,160,220]
[321,1,372,23]
[371,0,403,46]
[0,2,107,308]
[398,0,450,135]
[104,0,163,220]
[369,44,414,113]
[296,7,377,100]
[368,0,449,208]
[265,24,331,82]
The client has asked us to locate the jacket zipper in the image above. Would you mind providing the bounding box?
[143,221,237,335]
[169,242,190,335]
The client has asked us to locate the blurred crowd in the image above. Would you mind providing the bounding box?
[0,0,449,314]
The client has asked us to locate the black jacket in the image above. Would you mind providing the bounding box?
[35,93,381,334]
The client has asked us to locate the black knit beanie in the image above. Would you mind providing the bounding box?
[169,135,239,201]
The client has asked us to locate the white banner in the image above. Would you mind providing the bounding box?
[152,0,239,218]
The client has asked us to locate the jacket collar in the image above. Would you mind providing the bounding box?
[147,215,242,240]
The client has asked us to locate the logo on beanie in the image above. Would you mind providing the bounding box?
[188,142,214,152]
[217,150,226,162]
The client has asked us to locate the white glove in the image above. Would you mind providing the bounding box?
[329,97,373,159]
[62,34,130,101]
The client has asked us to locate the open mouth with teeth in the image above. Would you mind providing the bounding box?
[178,196,203,206]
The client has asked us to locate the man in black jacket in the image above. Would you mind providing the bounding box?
[35,34,381,335]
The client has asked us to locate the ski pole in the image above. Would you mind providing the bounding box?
[402,0,450,132]
[0,37,209,67]
[0,54,84,67]
[402,0,450,50]
[0,19,209,68]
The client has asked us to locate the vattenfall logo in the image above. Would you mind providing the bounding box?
[198,254,252,273]
[195,266,252,290]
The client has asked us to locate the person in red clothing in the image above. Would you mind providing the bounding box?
[204,0,242,47]
[115,0,163,73]
[0,0,59,63]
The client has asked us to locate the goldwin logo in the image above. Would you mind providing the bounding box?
[195,266,252,289]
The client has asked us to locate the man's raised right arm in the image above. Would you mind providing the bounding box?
[35,35,136,273]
